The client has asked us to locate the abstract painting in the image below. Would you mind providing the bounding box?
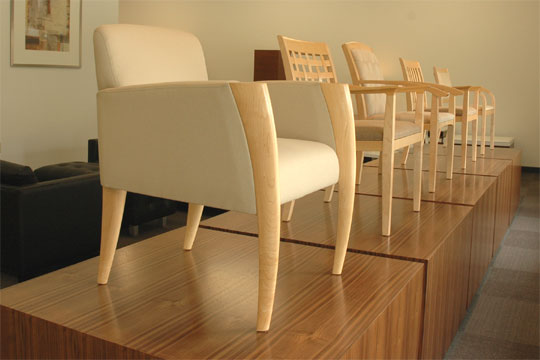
[11,0,81,67]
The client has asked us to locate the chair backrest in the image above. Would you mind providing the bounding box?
[399,58,428,111]
[342,42,386,119]
[433,66,452,106]
[94,24,208,90]
[277,35,337,83]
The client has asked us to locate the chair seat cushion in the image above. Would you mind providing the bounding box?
[355,120,422,141]
[426,106,477,116]
[369,111,454,124]
[278,138,339,204]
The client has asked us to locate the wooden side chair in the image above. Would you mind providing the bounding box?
[342,42,460,193]
[93,24,356,332]
[278,35,436,236]
[434,67,495,155]
[400,58,479,170]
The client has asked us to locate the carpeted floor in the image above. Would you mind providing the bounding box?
[445,170,540,359]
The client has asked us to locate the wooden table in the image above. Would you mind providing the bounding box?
[1,227,424,360]
[202,192,474,359]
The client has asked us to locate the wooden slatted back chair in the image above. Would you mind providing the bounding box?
[431,65,480,168]
[399,58,429,113]
[278,36,337,83]
[342,41,457,193]
[434,66,495,155]
[279,35,428,236]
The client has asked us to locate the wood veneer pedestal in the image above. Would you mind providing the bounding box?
[1,227,424,360]
[365,154,512,256]
[202,192,473,359]
[426,144,521,220]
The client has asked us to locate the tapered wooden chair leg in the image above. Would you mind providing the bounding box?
[461,120,468,170]
[255,202,281,332]
[471,119,478,162]
[428,123,439,193]
[446,124,455,179]
[356,150,364,185]
[324,184,335,202]
[97,187,126,285]
[281,200,295,222]
[401,145,410,165]
[184,203,204,250]
[413,140,423,212]
[480,111,487,156]
[381,145,395,236]
[490,112,496,150]
[332,156,355,275]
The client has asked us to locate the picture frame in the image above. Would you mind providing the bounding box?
[10,0,81,67]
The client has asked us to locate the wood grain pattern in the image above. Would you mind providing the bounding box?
[202,192,474,359]
[342,268,424,359]
[365,152,511,177]
[493,164,512,255]
[350,166,496,207]
[0,228,424,360]
[202,192,472,263]
[421,213,473,359]
[467,183,497,306]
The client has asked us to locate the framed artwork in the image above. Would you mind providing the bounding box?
[11,0,81,67]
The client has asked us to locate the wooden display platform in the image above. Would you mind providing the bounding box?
[202,192,473,359]
[351,166,500,286]
[425,144,522,218]
[365,152,514,254]
[1,227,425,360]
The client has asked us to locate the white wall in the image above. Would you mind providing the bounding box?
[120,0,540,167]
[1,0,119,169]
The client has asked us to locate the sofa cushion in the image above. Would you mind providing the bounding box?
[1,160,38,186]
[34,162,99,182]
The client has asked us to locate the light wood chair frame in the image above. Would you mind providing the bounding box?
[278,35,447,235]
[342,42,460,193]
[400,59,478,171]
[276,36,338,221]
[433,67,496,156]
[96,81,356,333]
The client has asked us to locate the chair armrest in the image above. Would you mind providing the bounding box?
[480,87,496,106]
[453,85,482,92]
[97,80,258,214]
[354,80,448,97]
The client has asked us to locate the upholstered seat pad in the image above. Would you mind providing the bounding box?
[426,106,477,116]
[355,120,422,141]
[368,111,454,124]
[278,138,338,204]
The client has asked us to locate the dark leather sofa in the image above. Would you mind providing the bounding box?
[1,160,102,281]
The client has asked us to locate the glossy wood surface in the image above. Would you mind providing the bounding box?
[365,153,511,177]
[350,167,496,206]
[493,165,512,254]
[426,145,521,219]
[202,192,471,266]
[467,183,497,307]
[202,192,474,359]
[421,214,473,359]
[1,227,424,359]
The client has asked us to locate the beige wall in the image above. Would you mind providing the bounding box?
[120,0,539,167]
[1,0,119,169]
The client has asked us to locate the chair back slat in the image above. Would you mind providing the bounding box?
[399,58,428,111]
[278,36,337,83]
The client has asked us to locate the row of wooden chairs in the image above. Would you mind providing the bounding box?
[277,35,496,236]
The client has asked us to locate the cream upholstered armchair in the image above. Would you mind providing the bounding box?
[342,42,461,193]
[93,24,356,332]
